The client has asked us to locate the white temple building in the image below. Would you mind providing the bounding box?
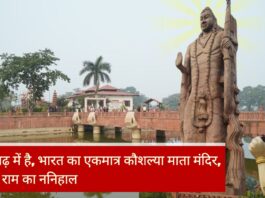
[69,85,137,112]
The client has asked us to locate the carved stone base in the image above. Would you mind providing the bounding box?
[131,129,141,140]
[77,124,84,132]
[93,126,100,134]
[93,133,100,142]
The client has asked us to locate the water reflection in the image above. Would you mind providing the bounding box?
[0,193,54,198]
[83,192,110,198]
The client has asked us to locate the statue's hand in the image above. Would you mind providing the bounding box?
[176,52,183,67]
[176,52,188,74]
[221,37,232,49]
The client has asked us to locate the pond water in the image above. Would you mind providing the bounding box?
[0,128,259,198]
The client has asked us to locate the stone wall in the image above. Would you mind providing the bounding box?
[135,111,180,131]
[0,112,73,131]
[0,111,265,137]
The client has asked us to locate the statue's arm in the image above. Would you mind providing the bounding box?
[175,45,191,74]
[176,46,191,109]
[175,46,191,136]
[176,45,191,100]
[221,31,238,119]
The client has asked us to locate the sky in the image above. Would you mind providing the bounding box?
[1,0,265,102]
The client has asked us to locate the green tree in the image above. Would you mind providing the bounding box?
[79,56,111,107]
[238,85,265,111]
[162,93,180,110]
[79,56,111,90]
[0,82,9,100]
[0,92,16,112]
[56,92,73,110]
[121,86,148,109]
[0,49,70,112]
[57,96,69,110]
[0,81,11,111]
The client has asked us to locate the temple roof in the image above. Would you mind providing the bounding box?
[84,85,118,93]
[69,85,138,98]
[144,98,162,104]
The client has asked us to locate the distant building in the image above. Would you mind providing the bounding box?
[143,98,163,111]
[20,90,49,109]
[51,90,57,107]
[69,85,137,112]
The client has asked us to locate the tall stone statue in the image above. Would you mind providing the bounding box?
[176,0,245,195]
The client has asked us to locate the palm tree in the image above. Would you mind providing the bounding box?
[79,56,111,107]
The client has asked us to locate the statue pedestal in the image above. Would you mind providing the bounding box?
[249,136,265,195]
[77,124,84,132]
[93,126,100,134]
[93,133,100,142]
[131,129,141,142]
[258,163,265,195]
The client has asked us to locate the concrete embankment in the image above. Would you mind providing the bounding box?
[0,127,73,141]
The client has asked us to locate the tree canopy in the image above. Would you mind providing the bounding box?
[0,49,70,111]
[121,86,148,108]
[79,56,111,91]
[238,85,265,111]
[161,85,265,111]
[0,81,9,101]
[162,93,180,110]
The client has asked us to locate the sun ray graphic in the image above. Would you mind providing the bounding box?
[158,0,260,57]
[191,0,202,12]
[162,28,198,50]
[163,0,197,17]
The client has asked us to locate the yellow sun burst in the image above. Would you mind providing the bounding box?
[157,0,259,53]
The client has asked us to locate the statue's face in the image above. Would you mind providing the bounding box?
[200,10,215,33]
